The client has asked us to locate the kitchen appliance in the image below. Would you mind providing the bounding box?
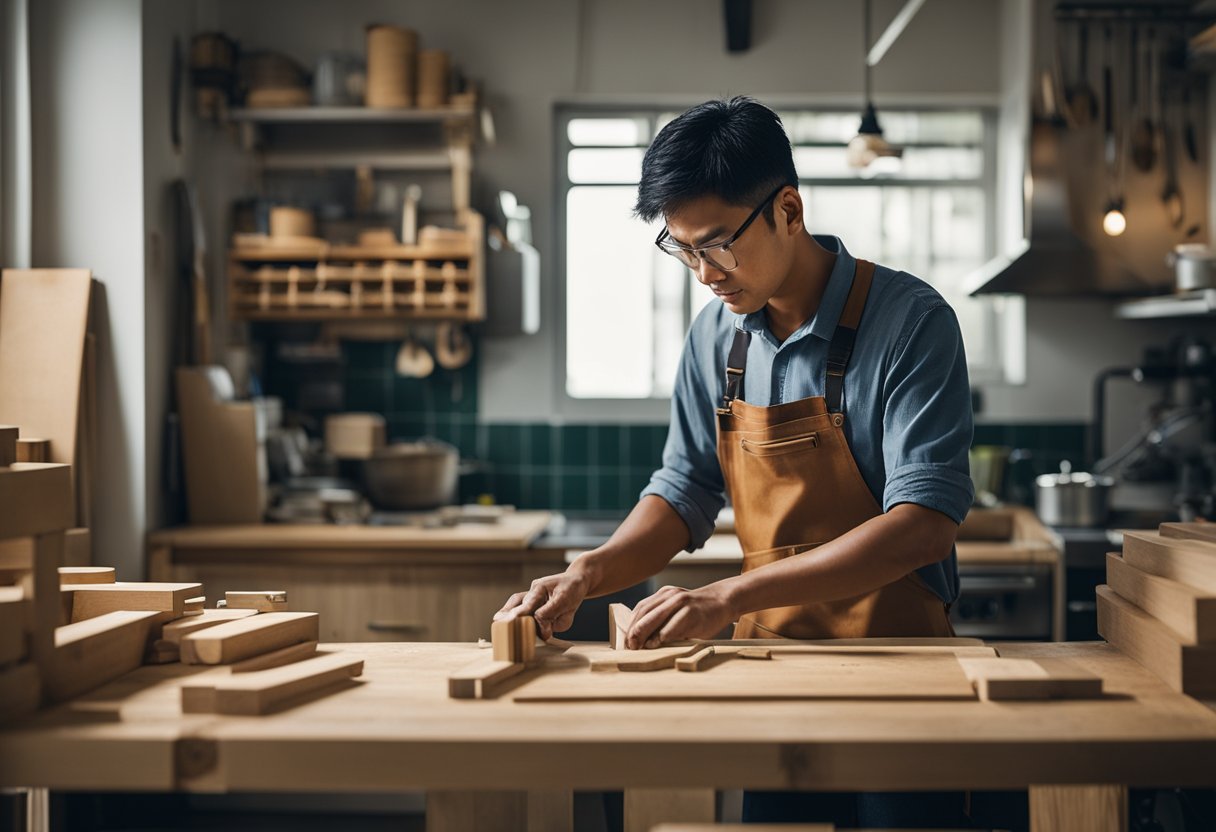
[1034,461,1115,527]
[1091,336,1216,521]
[950,563,1055,641]
[362,439,460,510]
[1167,244,1216,292]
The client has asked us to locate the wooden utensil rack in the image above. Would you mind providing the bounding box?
[228,210,485,322]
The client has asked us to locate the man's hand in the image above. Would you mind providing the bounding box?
[625,582,736,649]
[494,566,594,640]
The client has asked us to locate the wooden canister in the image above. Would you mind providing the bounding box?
[416,49,450,109]
[365,24,417,108]
[269,206,316,239]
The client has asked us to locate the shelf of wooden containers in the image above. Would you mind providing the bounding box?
[228,210,485,323]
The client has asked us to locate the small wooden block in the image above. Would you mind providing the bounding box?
[449,658,525,699]
[1107,553,1216,643]
[182,652,364,715]
[45,610,162,701]
[1122,530,1216,595]
[58,566,115,585]
[0,464,73,541]
[143,638,180,664]
[0,663,40,723]
[184,596,205,612]
[0,426,17,467]
[231,640,317,673]
[1097,584,1216,696]
[959,656,1102,701]
[225,590,288,612]
[491,615,536,663]
[734,647,772,660]
[15,438,50,464]
[69,582,203,622]
[675,645,717,672]
[180,611,319,665]
[161,608,257,644]
[0,586,27,666]
[608,603,633,650]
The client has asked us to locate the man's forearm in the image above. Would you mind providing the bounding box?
[572,495,692,598]
[718,503,958,618]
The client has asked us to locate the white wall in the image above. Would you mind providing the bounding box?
[29,0,146,578]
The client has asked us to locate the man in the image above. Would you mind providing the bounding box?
[496,97,975,826]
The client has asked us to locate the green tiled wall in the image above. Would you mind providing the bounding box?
[264,336,1091,513]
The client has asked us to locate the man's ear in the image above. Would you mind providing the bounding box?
[777,186,804,236]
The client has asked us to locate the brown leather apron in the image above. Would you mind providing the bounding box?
[717,259,954,640]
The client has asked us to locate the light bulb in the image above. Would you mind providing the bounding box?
[1102,206,1127,237]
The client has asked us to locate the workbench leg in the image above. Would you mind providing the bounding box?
[427,789,572,832]
[623,788,715,832]
[1029,784,1127,832]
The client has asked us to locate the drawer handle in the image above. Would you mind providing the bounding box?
[366,621,428,633]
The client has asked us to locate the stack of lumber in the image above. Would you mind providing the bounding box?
[1097,523,1216,696]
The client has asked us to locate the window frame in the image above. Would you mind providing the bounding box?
[554,102,1010,421]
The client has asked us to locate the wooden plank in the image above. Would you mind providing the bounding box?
[517,649,977,701]
[448,658,525,699]
[590,643,703,672]
[69,582,203,622]
[1160,522,1216,545]
[26,533,62,691]
[224,590,288,612]
[44,610,161,702]
[1029,784,1127,832]
[675,645,719,672]
[58,566,114,585]
[1122,531,1216,594]
[143,639,180,664]
[180,611,319,665]
[182,651,363,715]
[958,657,1102,701]
[0,586,26,666]
[0,269,93,506]
[0,464,73,541]
[160,608,257,644]
[0,425,16,467]
[184,596,205,613]
[0,663,40,723]
[1096,585,1216,696]
[231,640,317,673]
[15,438,50,464]
[1107,553,1216,643]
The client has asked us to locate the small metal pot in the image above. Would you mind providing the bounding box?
[1167,244,1216,292]
[362,439,459,510]
[1034,461,1114,528]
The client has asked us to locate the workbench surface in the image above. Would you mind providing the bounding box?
[2,641,1214,796]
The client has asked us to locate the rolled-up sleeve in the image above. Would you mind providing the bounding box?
[639,324,726,551]
[881,304,975,523]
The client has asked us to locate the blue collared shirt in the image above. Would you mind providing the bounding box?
[641,235,974,603]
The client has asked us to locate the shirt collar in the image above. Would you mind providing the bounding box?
[737,235,856,344]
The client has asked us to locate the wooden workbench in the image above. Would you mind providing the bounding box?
[2,641,1214,831]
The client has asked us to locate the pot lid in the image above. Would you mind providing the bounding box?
[1035,460,1114,488]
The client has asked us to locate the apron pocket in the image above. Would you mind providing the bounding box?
[740,432,818,457]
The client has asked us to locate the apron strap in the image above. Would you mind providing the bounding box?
[719,328,751,411]
[825,260,876,414]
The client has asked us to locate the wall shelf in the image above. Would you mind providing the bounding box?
[229,105,476,125]
[1115,289,1216,320]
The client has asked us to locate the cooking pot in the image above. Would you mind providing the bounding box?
[1166,244,1216,292]
[362,439,459,510]
[1034,461,1114,528]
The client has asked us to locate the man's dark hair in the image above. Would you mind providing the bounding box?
[634,96,798,225]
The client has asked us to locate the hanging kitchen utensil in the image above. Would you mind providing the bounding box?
[434,322,473,370]
[1065,21,1098,128]
[1102,26,1116,169]
[1130,26,1155,173]
[395,331,434,378]
[1160,95,1185,230]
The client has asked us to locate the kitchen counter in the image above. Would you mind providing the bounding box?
[2,640,1214,831]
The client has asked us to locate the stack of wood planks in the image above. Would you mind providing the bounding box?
[1098,523,1216,696]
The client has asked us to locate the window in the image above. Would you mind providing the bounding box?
[560,106,1007,401]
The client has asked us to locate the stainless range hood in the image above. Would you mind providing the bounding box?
[966,119,1152,297]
